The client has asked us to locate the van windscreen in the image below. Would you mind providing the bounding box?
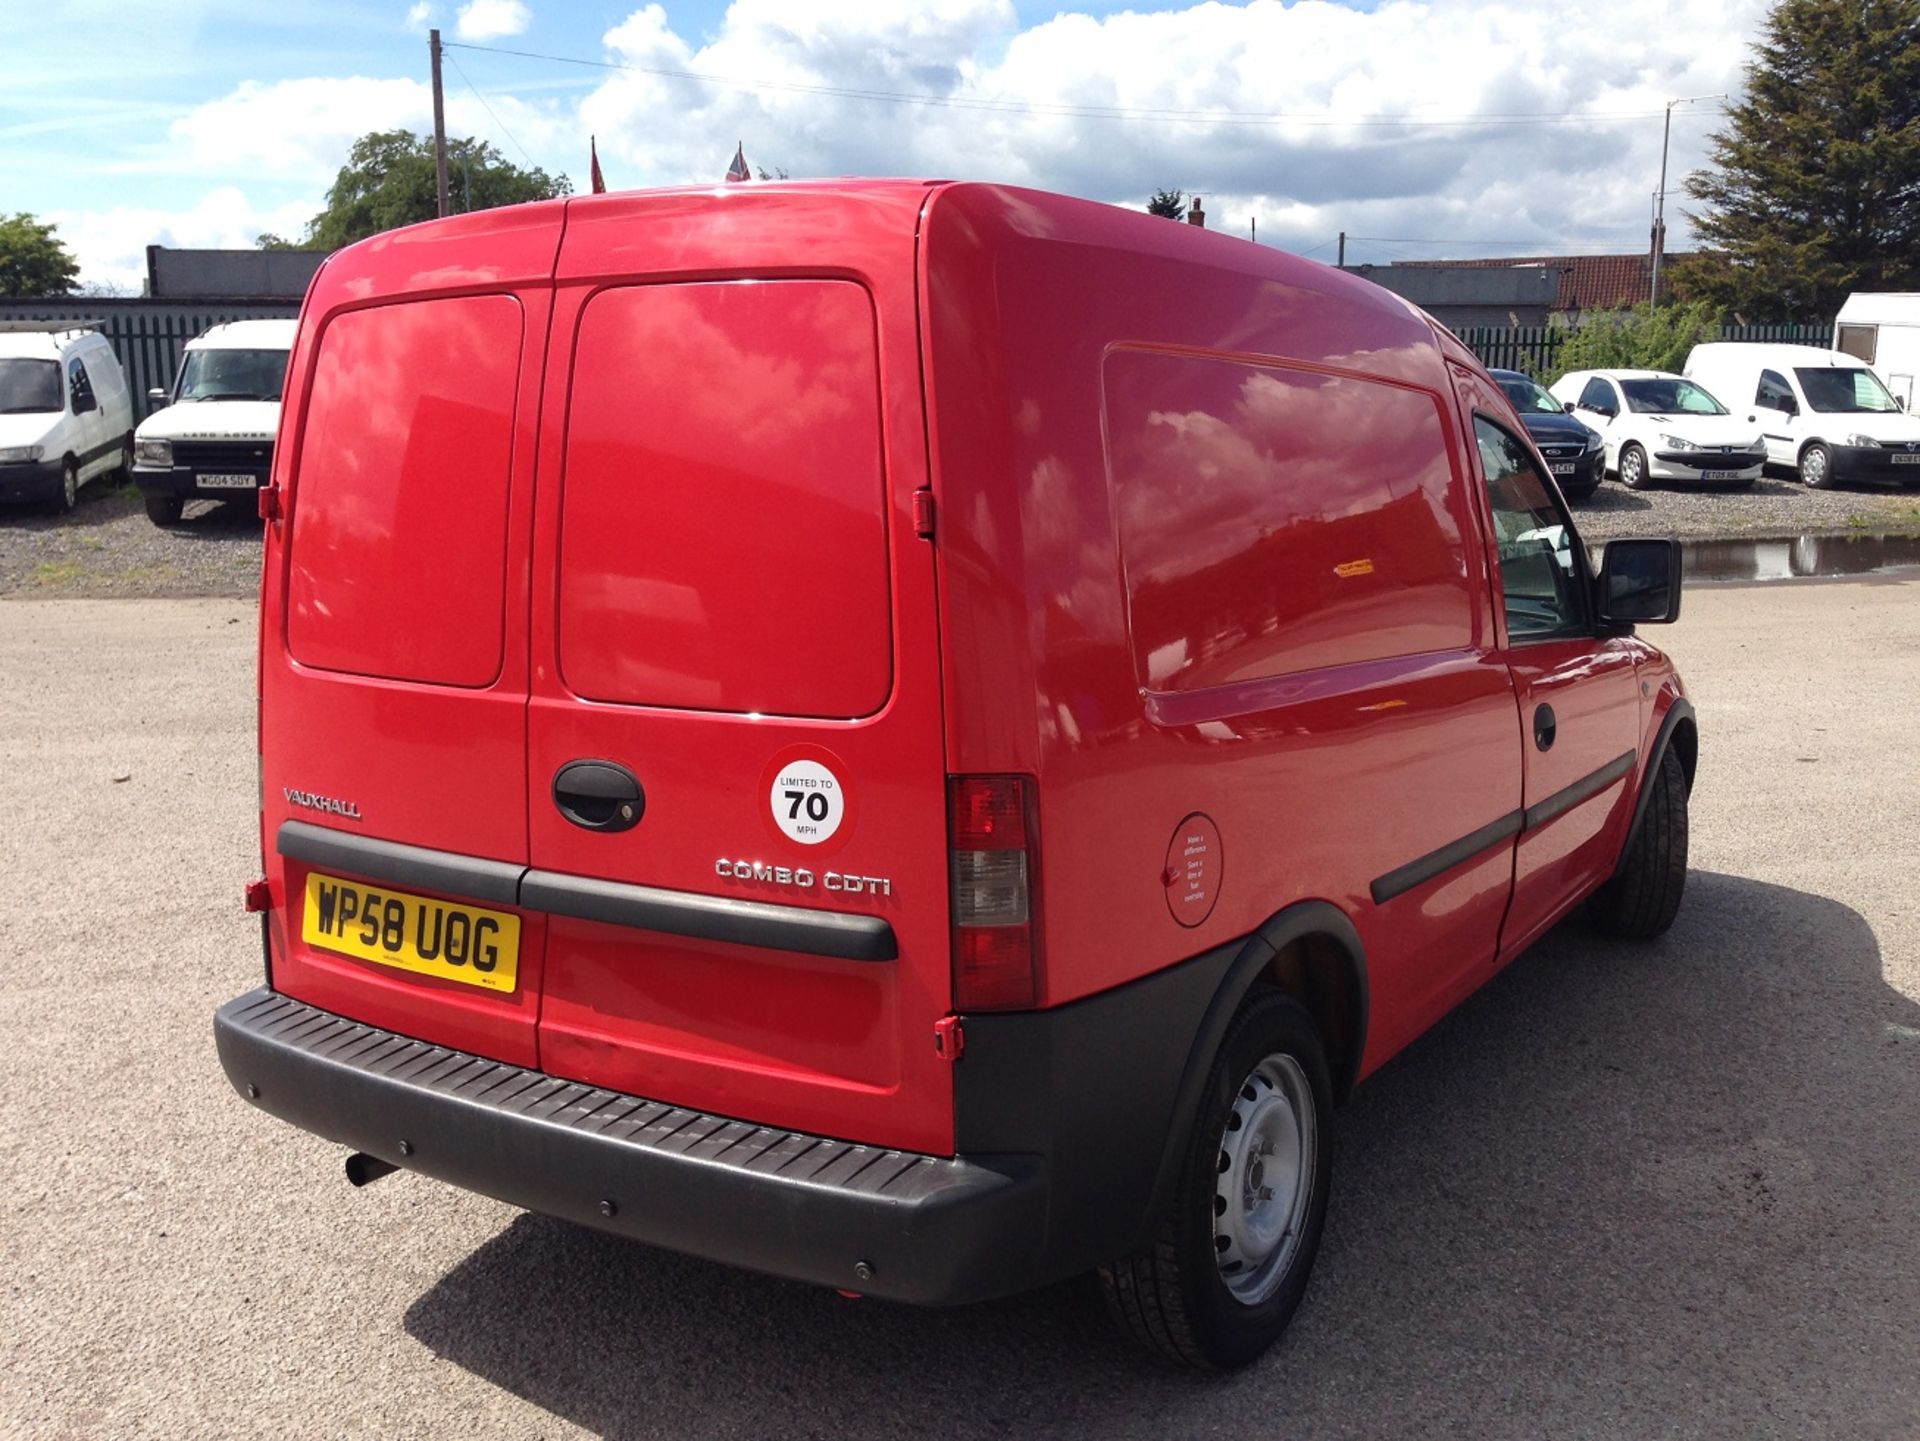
[556,279,893,719]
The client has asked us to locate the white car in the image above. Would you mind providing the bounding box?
[1549,368,1766,490]
[0,323,135,513]
[133,318,295,527]
[1684,342,1920,489]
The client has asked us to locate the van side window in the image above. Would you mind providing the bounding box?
[67,357,96,413]
[1103,352,1474,690]
[1577,377,1616,414]
[1756,370,1795,411]
[1473,416,1589,643]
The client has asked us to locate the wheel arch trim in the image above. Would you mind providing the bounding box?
[1143,899,1367,1226]
[1615,696,1696,879]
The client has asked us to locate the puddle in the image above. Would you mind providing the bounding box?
[1681,532,1920,584]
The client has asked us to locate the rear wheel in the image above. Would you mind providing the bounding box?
[1618,443,1651,490]
[144,493,185,527]
[1099,991,1332,1370]
[1799,442,1835,489]
[1587,747,1689,939]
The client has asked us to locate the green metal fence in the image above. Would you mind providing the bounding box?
[1456,321,1830,380]
[0,301,298,419]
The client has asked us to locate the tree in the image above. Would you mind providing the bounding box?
[265,130,572,251]
[1147,188,1185,219]
[1677,0,1920,319]
[0,213,80,297]
[1550,302,1722,383]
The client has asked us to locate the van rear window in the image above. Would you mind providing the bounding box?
[286,295,522,688]
[1103,351,1472,691]
[556,280,892,718]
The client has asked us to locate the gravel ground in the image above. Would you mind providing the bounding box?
[1573,467,1920,541]
[2,465,1918,601]
[1,584,1917,1439]
[0,484,259,599]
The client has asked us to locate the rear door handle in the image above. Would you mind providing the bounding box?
[553,760,644,832]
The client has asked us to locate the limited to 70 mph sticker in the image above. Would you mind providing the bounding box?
[768,755,848,845]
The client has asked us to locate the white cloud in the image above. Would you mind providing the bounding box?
[405,2,434,34]
[455,0,530,41]
[167,75,569,183]
[48,188,317,294]
[52,0,1775,287]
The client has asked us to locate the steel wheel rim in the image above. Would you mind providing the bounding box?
[1622,449,1643,486]
[62,463,76,508]
[1804,449,1826,484]
[1214,1052,1316,1305]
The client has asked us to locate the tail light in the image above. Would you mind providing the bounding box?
[948,775,1041,1010]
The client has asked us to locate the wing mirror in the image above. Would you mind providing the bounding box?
[1562,401,1577,413]
[1596,538,1682,625]
[148,387,169,404]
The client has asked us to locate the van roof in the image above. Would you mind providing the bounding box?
[1689,342,1861,369]
[185,318,298,351]
[0,326,102,361]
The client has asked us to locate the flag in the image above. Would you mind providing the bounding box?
[725,141,750,183]
[590,136,606,195]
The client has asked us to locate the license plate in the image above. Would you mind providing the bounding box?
[196,473,257,489]
[1893,454,1920,465]
[302,871,520,992]
[1550,461,1576,475]
[1701,469,1746,480]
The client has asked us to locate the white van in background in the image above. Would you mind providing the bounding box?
[0,323,135,514]
[133,318,295,527]
[1684,342,1920,489]
[1834,293,1918,410]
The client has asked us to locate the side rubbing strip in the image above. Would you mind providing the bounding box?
[277,820,525,906]
[1370,749,1640,906]
[1370,810,1523,905]
[521,870,898,962]
[1523,750,1638,831]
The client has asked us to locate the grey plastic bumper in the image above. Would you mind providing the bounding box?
[214,989,1046,1304]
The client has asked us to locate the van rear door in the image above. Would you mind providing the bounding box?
[524,189,954,1156]
[260,207,561,1067]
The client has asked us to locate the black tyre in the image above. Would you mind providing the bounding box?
[45,459,78,515]
[1618,442,1652,490]
[1100,990,1332,1370]
[1587,747,1689,939]
[1799,442,1835,489]
[144,493,185,527]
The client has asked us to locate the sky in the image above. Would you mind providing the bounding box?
[1,0,1769,292]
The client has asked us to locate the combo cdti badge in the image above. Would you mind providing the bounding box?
[216,181,1699,1370]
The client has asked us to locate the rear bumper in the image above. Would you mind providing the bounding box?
[215,988,1047,1305]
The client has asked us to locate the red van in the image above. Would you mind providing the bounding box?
[216,180,1696,1369]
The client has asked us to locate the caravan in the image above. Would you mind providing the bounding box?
[1834,293,1920,411]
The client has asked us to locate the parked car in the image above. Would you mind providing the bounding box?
[1549,368,1765,490]
[1834,291,1919,411]
[0,323,134,513]
[214,182,1697,1371]
[1489,367,1606,499]
[133,318,295,527]
[1683,342,1920,489]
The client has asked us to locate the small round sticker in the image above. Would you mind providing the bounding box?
[767,754,848,846]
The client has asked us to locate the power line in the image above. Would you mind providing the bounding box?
[443,39,1720,130]
[443,48,538,170]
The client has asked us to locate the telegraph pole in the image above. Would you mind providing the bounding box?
[1650,93,1724,307]
[430,28,450,218]
[1337,231,1346,267]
